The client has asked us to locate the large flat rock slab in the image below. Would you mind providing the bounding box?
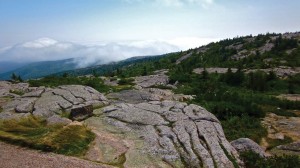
[91,100,243,168]
[0,83,109,123]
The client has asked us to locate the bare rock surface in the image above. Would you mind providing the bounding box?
[1,81,243,167]
[107,88,194,104]
[194,67,238,74]
[134,70,169,88]
[87,100,243,168]
[262,113,300,142]
[231,138,267,157]
[274,141,300,155]
[193,67,300,78]
[0,82,108,124]
[0,81,29,98]
[176,52,193,64]
[245,66,300,78]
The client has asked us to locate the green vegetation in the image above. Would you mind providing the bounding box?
[9,89,25,96]
[20,32,300,165]
[221,116,267,142]
[11,73,23,82]
[28,75,133,93]
[266,136,293,150]
[0,116,95,156]
[102,32,300,146]
[241,151,300,168]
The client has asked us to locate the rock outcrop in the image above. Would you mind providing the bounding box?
[134,69,169,88]
[0,82,108,123]
[231,138,267,157]
[0,81,243,167]
[88,101,244,168]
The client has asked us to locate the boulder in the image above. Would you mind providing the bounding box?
[70,105,93,121]
[231,138,267,157]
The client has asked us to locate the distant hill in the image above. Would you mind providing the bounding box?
[0,59,78,80]
[52,55,165,77]
[0,62,27,74]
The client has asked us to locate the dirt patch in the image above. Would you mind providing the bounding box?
[0,141,114,168]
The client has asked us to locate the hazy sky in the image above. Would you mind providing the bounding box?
[1,0,299,47]
[0,0,299,66]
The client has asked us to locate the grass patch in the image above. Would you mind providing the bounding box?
[240,151,300,168]
[9,89,25,96]
[0,107,3,113]
[60,111,71,118]
[266,136,293,150]
[0,116,95,156]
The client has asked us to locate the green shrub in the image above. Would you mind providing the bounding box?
[29,76,111,93]
[118,78,134,85]
[241,151,300,168]
[221,116,267,143]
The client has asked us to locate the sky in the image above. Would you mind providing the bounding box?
[0,0,299,66]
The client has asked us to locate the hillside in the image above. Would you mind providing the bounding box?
[0,59,78,80]
[1,32,300,168]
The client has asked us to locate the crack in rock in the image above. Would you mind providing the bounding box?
[101,100,243,168]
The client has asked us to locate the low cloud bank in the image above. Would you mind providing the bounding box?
[0,38,180,68]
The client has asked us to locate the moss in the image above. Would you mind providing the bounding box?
[9,89,25,96]
[60,111,71,119]
[0,116,95,156]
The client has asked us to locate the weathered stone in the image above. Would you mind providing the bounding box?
[277,141,300,152]
[52,88,83,105]
[100,101,243,168]
[231,138,267,157]
[22,89,44,97]
[70,105,93,121]
[15,98,37,113]
[33,91,73,118]
[106,103,169,126]
[46,115,72,126]
[193,67,238,74]
[134,71,169,88]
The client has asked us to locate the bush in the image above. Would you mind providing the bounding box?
[118,78,134,85]
[221,116,267,143]
[29,76,111,93]
[241,151,300,168]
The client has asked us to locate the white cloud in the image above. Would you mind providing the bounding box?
[0,37,218,68]
[22,38,58,48]
[0,38,180,68]
[123,0,215,7]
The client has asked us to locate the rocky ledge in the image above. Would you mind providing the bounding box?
[0,81,243,167]
[0,82,108,123]
[85,101,243,168]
